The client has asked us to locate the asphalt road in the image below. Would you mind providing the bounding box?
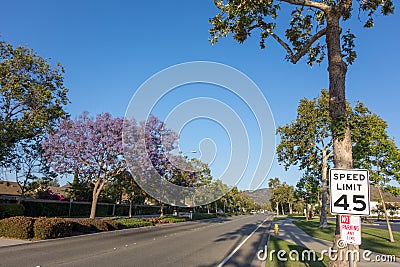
[0,214,273,267]
[363,220,400,232]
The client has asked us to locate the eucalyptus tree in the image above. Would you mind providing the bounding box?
[209,1,394,265]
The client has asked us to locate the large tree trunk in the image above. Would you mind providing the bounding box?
[90,191,99,219]
[90,181,105,219]
[320,149,329,228]
[377,186,395,242]
[326,10,354,267]
[276,202,279,216]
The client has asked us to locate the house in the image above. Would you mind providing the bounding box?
[0,180,21,200]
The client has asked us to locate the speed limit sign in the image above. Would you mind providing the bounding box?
[330,169,370,215]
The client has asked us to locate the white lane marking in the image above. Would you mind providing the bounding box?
[217,217,270,267]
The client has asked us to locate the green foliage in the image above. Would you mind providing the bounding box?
[351,102,400,187]
[0,40,69,164]
[360,0,394,28]
[295,173,320,206]
[341,29,357,65]
[0,203,25,219]
[33,217,73,240]
[192,213,217,220]
[331,115,348,141]
[116,218,153,228]
[210,0,394,66]
[276,89,332,172]
[269,177,295,214]
[0,216,35,239]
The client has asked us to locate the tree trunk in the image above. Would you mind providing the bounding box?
[377,186,395,242]
[90,191,99,219]
[129,199,133,217]
[160,202,164,217]
[326,10,354,267]
[90,181,105,219]
[276,202,279,216]
[320,150,329,228]
[305,204,309,222]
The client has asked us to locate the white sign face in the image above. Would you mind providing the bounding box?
[330,169,370,215]
[340,215,362,245]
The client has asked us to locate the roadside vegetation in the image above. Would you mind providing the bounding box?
[267,236,329,267]
[0,212,243,241]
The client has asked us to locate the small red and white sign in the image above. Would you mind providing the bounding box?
[340,215,361,245]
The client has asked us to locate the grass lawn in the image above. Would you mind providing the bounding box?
[266,236,329,267]
[293,219,400,257]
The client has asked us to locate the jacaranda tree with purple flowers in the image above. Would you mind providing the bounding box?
[43,112,125,219]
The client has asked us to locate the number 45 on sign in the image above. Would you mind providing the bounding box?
[330,169,370,216]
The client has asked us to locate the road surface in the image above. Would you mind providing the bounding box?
[0,214,273,267]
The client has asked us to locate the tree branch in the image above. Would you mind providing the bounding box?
[280,0,330,12]
[261,26,327,64]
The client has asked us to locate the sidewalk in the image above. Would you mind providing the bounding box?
[0,237,31,247]
[272,219,400,266]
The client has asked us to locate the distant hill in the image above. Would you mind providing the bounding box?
[243,188,271,205]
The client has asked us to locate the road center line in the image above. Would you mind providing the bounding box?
[217,216,270,267]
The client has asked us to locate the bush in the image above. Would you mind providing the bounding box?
[160,216,187,223]
[0,203,25,219]
[71,219,97,234]
[0,216,35,239]
[116,218,153,228]
[102,219,121,230]
[192,213,217,220]
[34,217,73,240]
[71,218,122,234]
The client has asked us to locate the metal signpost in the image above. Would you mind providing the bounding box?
[330,169,370,267]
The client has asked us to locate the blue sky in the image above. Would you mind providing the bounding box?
[2,1,399,189]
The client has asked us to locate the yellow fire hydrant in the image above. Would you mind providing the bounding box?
[274,223,279,236]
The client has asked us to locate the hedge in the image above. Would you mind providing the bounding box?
[0,216,35,239]
[116,218,153,228]
[0,203,25,219]
[0,216,123,240]
[34,217,73,240]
